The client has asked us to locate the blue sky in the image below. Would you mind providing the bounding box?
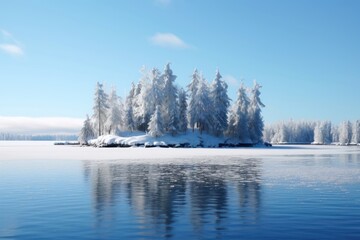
[1,0,360,133]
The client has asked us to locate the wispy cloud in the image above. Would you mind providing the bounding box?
[0,44,23,56]
[1,29,12,38]
[150,32,191,49]
[0,117,83,135]
[0,29,24,56]
[223,75,241,87]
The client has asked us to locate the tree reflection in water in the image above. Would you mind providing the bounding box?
[83,158,262,238]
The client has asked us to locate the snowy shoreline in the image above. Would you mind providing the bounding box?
[0,141,359,162]
[87,132,257,148]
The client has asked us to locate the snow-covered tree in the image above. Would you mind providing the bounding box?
[92,82,109,136]
[210,69,230,136]
[133,73,148,131]
[227,83,250,143]
[339,120,352,145]
[78,115,95,145]
[161,63,179,135]
[227,104,236,136]
[178,88,188,133]
[352,120,360,144]
[264,120,316,144]
[248,81,265,143]
[331,125,339,143]
[313,122,324,144]
[105,87,123,135]
[313,121,332,144]
[124,83,136,132]
[191,74,212,134]
[136,68,163,131]
[148,105,164,137]
[187,69,200,131]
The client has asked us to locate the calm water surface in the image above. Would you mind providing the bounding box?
[1,149,360,239]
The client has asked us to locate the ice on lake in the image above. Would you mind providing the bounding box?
[1,142,360,239]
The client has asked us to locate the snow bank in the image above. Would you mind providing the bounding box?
[88,131,229,148]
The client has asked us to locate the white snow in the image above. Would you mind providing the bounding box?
[88,131,229,147]
[0,141,359,162]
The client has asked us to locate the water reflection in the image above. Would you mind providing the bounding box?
[83,158,262,238]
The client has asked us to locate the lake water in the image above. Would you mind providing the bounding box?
[1,144,360,239]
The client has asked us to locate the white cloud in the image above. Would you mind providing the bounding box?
[0,116,83,135]
[0,44,23,56]
[0,29,24,56]
[150,32,190,49]
[1,29,12,38]
[223,75,240,87]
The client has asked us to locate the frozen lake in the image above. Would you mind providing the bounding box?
[1,142,360,239]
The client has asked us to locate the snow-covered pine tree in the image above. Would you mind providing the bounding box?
[149,68,164,117]
[226,104,237,137]
[313,121,323,144]
[178,88,188,133]
[105,87,122,135]
[227,83,251,143]
[278,122,289,143]
[193,74,212,134]
[210,69,230,136]
[339,120,352,145]
[124,83,136,132]
[313,121,332,144]
[161,63,179,135]
[331,125,339,143]
[148,105,164,137]
[248,81,265,144]
[136,68,163,132]
[92,82,109,137]
[351,120,360,144]
[118,96,125,130]
[187,69,200,132]
[133,76,149,131]
[78,115,95,145]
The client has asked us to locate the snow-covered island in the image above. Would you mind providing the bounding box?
[80,63,266,148]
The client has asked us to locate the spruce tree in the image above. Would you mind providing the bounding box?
[178,88,188,133]
[210,69,230,136]
[148,105,164,137]
[162,63,179,135]
[193,75,212,134]
[248,81,265,144]
[124,83,136,132]
[105,87,122,135]
[228,83,250,143]
[92,82,109,136]
[78,115,95,145]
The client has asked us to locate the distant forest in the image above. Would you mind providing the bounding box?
[0,133,77,141]
[264,120,360,145]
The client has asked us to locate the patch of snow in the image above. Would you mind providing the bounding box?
[88,131,227,148]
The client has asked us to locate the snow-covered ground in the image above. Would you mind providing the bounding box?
[88,131,230,147]
[0,140,359,162]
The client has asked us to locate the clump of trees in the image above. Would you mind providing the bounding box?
[78,63,266,145]
[263,119,360,145]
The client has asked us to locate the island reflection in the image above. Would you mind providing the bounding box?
[83,158,262,238]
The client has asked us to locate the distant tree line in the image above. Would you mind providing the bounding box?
[0,133,78,141]
[79,63,266,145]
[263,119,360,145]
